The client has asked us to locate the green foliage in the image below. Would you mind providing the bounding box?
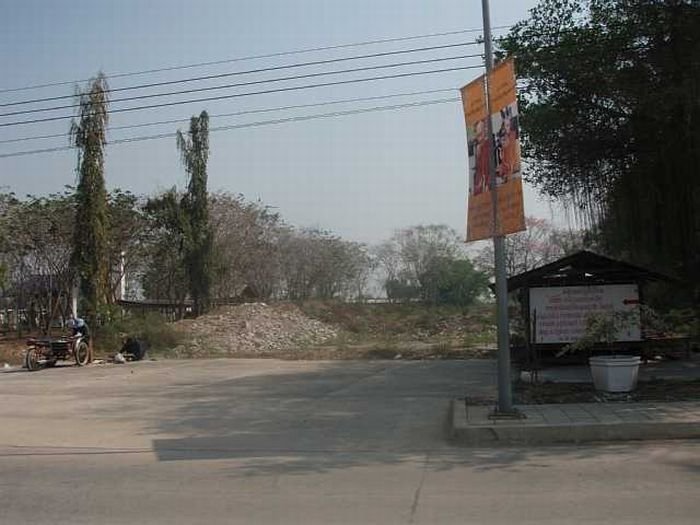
[71,73,110,320]
[0,190,77,330]
[500,0,700,301]
[142,189,189,305]
[177,111,213,316]
[422,257,489,307]
[95,309,183,355]
[385,278,420,303]
[105,189,148,302]
[662,308,700,340]
[375,224,487,306]
[559,309,639,356]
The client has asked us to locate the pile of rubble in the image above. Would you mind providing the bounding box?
[173,302,338,356]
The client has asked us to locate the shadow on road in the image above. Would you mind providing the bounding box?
[117,359,700,478]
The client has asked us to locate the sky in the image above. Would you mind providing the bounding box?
[0,0,562,244]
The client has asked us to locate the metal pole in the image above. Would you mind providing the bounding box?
[481,0,513,414]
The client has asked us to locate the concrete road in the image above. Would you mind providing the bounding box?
[0,359,698,524]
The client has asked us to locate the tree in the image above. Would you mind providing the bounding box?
[374,225,489,304]
[0,188,146,330]
[474,216,589,276]
[375,224,464,300]
[106,189,147,302]
[500,0,700,302]
[70,74,110,320]
[421,257,488,307]
[141,189,189,309]
[278,228,371,300]
[177,111,213,316]
[209,192,284,301]
[0,191,77,332]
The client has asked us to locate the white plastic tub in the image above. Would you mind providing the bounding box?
[589,355,641,393]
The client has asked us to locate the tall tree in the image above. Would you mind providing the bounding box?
[500,0,700,303]
[70,73,110,320]
[177,111,213,316]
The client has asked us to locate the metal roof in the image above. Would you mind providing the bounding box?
[506,250,674,292]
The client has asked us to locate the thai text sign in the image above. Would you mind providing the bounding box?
[529,284,642,344]
[461,58,526,241]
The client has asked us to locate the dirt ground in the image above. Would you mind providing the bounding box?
[1,302,499,365]
[514,378,700,404]
[1,333,496,366]
[0,335,25,365]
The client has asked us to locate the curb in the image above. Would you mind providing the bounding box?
[449,399,700,446]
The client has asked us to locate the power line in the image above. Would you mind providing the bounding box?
[0,41,481,109]
[2,33,655,116]
[0,26,510,95]
[0,54,480,119]
[0,63,483,128]
[0,97,461,159]
[0,88,457,145]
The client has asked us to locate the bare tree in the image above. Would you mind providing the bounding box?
[474,216,588,276]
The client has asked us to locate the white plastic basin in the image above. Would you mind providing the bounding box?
[589,355,641,393]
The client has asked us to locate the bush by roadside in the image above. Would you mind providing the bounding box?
[95,311,183,357]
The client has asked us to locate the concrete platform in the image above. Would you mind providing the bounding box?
[451,399,700,446]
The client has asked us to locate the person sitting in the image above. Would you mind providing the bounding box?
[67,316,90,342]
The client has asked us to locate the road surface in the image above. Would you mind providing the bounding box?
[1,359,698,524]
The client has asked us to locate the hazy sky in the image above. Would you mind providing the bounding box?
[0,0,560,244]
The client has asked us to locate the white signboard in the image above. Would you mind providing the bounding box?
[530,284,641,344]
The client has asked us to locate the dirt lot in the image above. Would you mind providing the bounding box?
[168,301,497,359]
[1,302,498,364]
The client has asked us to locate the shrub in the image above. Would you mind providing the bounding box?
[95,310,183,355]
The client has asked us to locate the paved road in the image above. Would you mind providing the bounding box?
[1,359,698,524]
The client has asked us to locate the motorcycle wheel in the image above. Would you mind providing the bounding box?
[74,341,90,366]
[24,348,41,371]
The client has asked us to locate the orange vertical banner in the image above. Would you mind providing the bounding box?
[462,57,525,241]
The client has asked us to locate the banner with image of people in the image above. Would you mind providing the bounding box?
[461,58,525,242]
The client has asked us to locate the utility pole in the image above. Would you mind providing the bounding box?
[481,0,514,414]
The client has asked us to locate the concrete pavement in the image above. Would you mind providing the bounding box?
[1,359,699,524]
[452,399,700,445]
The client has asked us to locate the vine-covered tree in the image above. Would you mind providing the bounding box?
[500,0,700,303]
[177,111,213,316]
[70,73,110,320]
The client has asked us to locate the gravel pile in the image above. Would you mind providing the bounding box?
[173,302,338,356]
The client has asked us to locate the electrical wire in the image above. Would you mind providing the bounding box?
[0,41,482,108]
[0,63,482,128]
[0,88,457,145]
[0,97,461,159]
[0,54,480,119]
[0,26,509,95]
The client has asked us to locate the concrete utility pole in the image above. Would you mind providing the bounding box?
[481,0,514,414]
